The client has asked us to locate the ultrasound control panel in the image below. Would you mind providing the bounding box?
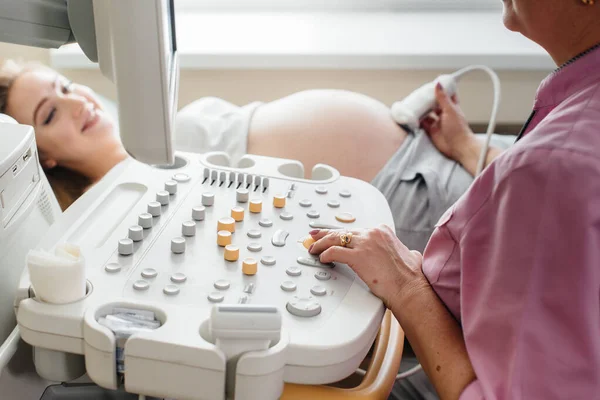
[15,151,395,400]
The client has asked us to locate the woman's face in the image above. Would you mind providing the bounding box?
[6,68,118,169]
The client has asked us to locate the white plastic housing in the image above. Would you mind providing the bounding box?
[93,0,179,166]
[14,151,391,399]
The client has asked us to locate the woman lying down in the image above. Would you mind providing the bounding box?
[0,60,513,254]
[0,59,513,399]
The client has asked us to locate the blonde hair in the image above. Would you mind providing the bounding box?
[0,59,91,211]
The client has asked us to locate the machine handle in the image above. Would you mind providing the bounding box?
[0,326,20,374]
[281,310,404,400]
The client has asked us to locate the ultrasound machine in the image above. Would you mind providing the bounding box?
[0,1,404,399]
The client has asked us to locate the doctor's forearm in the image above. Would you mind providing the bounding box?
[389,285,476,400]
[456,137,503,177]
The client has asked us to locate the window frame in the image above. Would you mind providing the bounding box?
[175,0,502,12]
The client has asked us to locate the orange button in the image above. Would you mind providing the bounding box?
[302,236,316,250]
[249,199,263,213]
[242,258,258,275]
[217,230,232,247]
[231,206,245,222]
[273,194,286,208]
[224,245,240,262]
[217,217,236,233]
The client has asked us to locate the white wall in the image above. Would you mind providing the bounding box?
[1,43,548,126]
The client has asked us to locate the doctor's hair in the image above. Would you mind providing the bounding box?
[1,59,91,211]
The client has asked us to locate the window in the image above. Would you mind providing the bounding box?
[176,0,501,12]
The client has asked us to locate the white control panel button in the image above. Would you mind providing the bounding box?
[214,279,231,290]
[280,212,294,221]
[297,257,334,268]
[192,206,206,221]
[202,192,215,207]
[309,221,342,230]
[272,229,289,247]
[299,199,312,208]
[259,218,273,228]
[147,201,161,217]
[208,292,225,303]
[236,188,249,203]
[286,266,302,277]
[281,281,297,292]
[133,280,150,291]
[163,285,180,295]
[141,268,158,279]
[138,213,153,229]
[172,173,190,183]
[310,286,327,296]
[339,190,352,198]
[171,273,187,283]
[156,190,170,206]
[286,297,321,317]
[327,199,340,208]
[261,256,276,266]
[247,242,262,252]
[171,237,186,254]
[336,212,356,223]
[243,283,255,294]
[315,271,331,281]
[118,238,134,256]
[105,263,121,273]
[307,210,320,219]
[247,229,262,239]
[315,186,328,194]
[182,221,196,237]
[128,225,143,242]
[165,180,178,195]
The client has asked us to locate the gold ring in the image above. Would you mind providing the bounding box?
[340,232,353,247]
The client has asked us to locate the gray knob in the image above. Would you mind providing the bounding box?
[118,238,134,256]
[236,188,249,203]
[165,180,177,195]
[262,177,269,189]
[171,237,186,254]
[128,225,144,242]
[229,171,236,183]
[238,173,245,183]
[286,297,321,318]
[148,201,162,217]
[203,168,210,179]
[147,201,161,217]
[310,286,327,296]
[138,213,153,229]
[219,171,227,183]
[253,175,261,187]
[182,221,196,236]
[156,190,170,206]
[202,192,215,206]
[192,206,206,221]
[211,170,218,181]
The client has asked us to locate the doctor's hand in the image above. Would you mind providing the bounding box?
[421,83,475,164]
[308,227,429,308]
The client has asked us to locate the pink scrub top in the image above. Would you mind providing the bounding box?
[422,45,600,399]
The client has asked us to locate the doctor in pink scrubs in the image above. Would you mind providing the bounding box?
[309,0,600,399]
